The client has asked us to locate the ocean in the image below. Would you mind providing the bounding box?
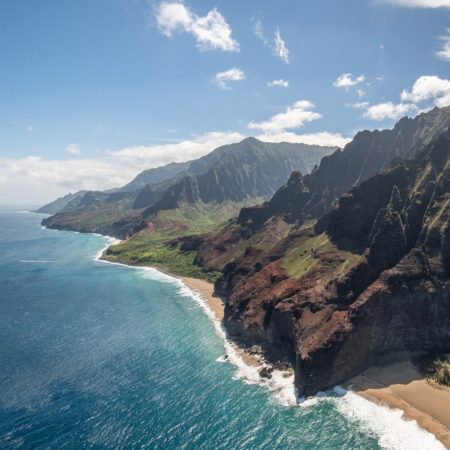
[0,210,444,449]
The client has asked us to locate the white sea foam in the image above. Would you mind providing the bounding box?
[94,236,122,261]
[330,387,445,450]
[74,229,445,448]
[174,280,297,406]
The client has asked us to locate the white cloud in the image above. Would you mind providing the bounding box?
[436,29,450,61]
[354,75,450,121]
[357,89,367,98]
[0,132,245,205]
[267,79,289,88]
[155,2,239,52]
[214,67,246,90]
[380,0,450,8]
[65,144,81,156]
[256,131,351,148]
[252,18,268,46]
[274,28,290,64]
[333,73,365,90]
[363,102,418,121]
[346,101,370,110]
[248,100,321,134]
[252,19,290,63]
[400,75,450,107]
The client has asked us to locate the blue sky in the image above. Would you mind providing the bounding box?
[1,0,450,204]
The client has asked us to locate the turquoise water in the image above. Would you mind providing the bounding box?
[0,210,443,449]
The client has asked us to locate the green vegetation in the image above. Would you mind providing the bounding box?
[103,202,248,282]
[427,356,450,387]
[281,232,363,281]
[106,240,221,283]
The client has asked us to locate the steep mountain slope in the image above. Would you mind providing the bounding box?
[189,107,450,275]
[120,161,192,193]
[239,106,450,225]
[41,138,336,235]
[145,138,336,215]
[36,191,87,214]
[211,130,450,395]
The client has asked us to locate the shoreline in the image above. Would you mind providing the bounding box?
[97,235,449,448]
[348,359,450,449]
[94,239,298,406]
[41,223,448,448]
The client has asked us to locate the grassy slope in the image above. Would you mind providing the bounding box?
[104,202,254,283]
[47,200,140,232]
[281,231,363,282]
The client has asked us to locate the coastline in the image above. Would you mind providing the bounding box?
[41,224,448,448]
[93,237,298,406]
[348,359,450,449]
[180,271,449,449]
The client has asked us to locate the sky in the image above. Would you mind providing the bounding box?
[1,0,450,205]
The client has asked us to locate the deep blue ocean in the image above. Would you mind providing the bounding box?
[0,210,444,449]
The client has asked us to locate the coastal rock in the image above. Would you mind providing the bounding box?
[219,130,450,395]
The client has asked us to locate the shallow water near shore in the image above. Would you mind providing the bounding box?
[0,210,444,449]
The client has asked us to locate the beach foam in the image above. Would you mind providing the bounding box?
[92,232,445,448]
[94,236,122,261]
[331,387,445,450]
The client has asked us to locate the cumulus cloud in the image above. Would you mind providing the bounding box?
[363,102,418,121]
[155,2,239,52]
[380,0,450,8]
[256,131,351,148]
[333,73,365,90]
[252,19,290,63]
[267,79,289,88]
[400,75,450,107]
[246,100,349,147]
[0,132,245,205]
[355,75,450,121]
[248,100,321,134]
[436,29,450,61]
[274,28,290,64]
[214,67,246,90]
[65,144,81,156]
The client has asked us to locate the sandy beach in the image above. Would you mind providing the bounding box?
[348,357,450,449]
[180,276,265,368]
[183,276,450,447]
[181,276,224,321]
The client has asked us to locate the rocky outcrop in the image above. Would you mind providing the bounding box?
[238,171,311,228]
[132,184,158,209]
[219,131,450,395]
[235,106,450,230]
[145,139,336,215]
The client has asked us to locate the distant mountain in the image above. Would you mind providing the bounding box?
[36,191,87,214]
[145,138,337,215]
[41,138,336,236]
[120,161,192,193]
[238,106,450,227]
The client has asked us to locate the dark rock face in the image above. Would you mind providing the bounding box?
[41,138,335,230]
[237,106,450,230]
[219,131,450,396]
[238,171,311,228]
[145,139,336,215]
[132,184,157,209]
